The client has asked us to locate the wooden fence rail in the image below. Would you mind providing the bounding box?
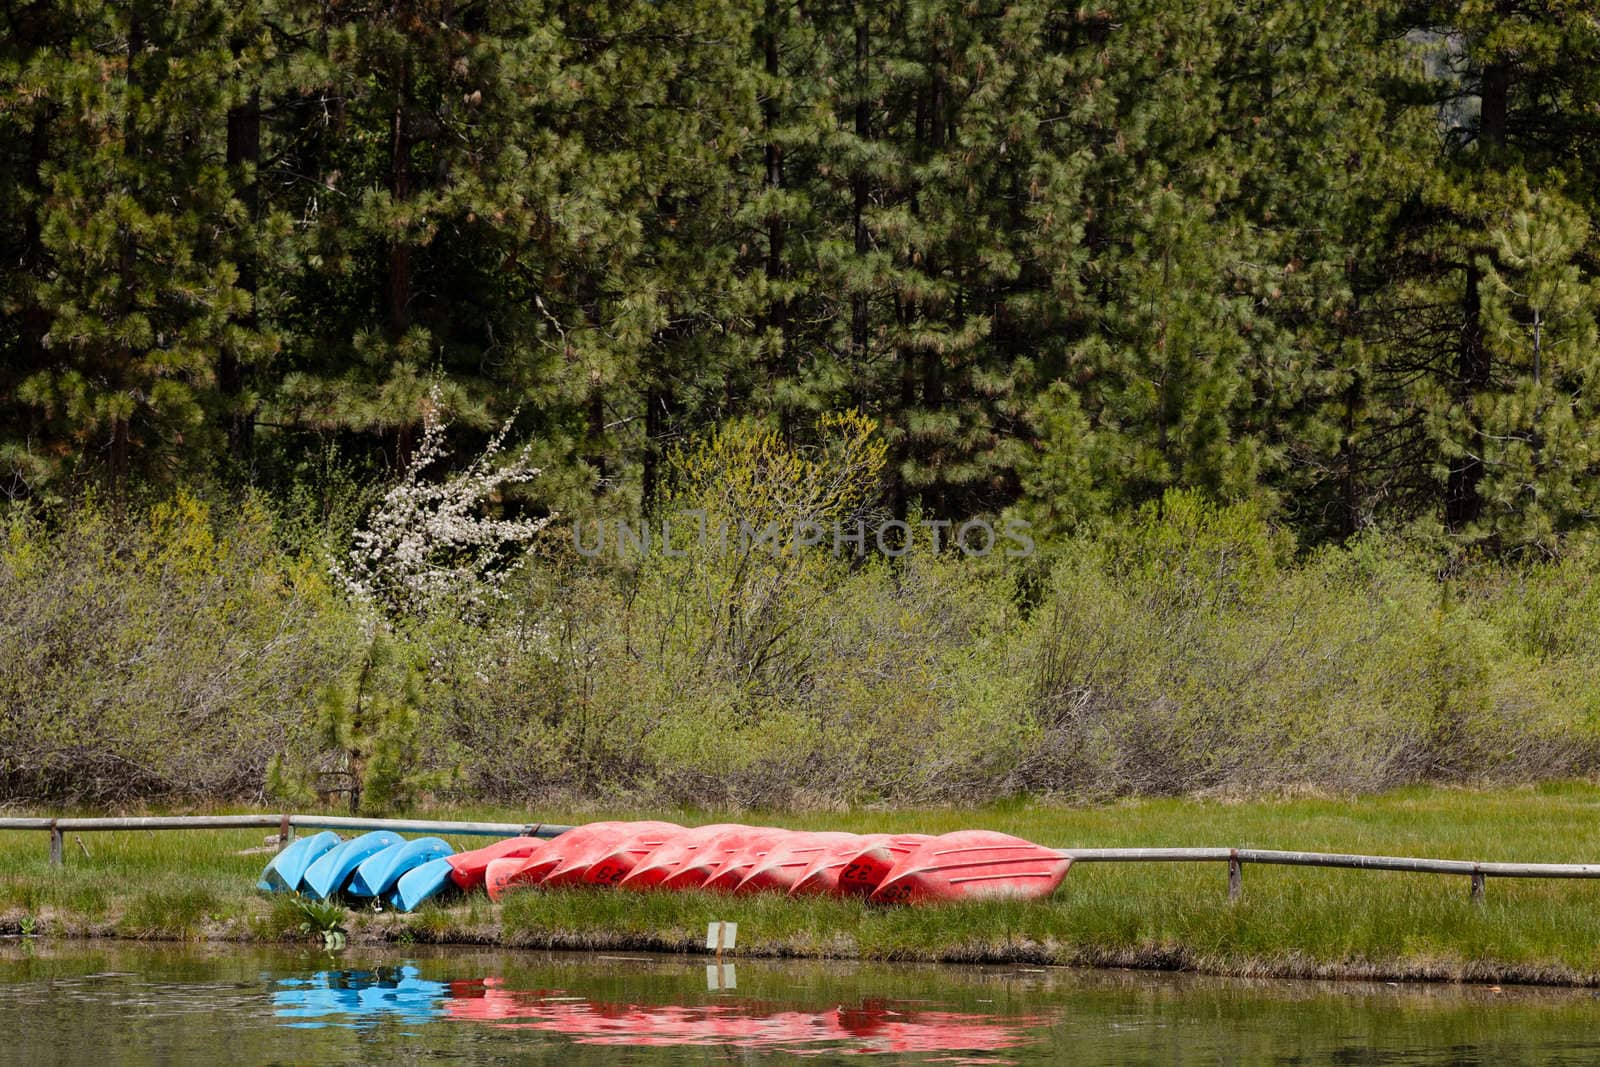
[4,815,1596,902]
[0,815,576,871]
[1060,847,1600,902]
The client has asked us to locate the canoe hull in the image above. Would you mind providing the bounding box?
[447,836,550,891]
[617,825,749,891]
[257,831,341,893]
[301,831,404,900]
[389,856,456,912]
[870,830,1071,905]
[790,835,891,897]
[733,832,858,895]
[542,822,684,888]
[485,846,564,902]
[833,835,934,896]
[580,827,690,888]
[348,837,455,898]
[664,828,790,892]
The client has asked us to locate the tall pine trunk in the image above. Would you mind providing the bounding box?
[1444,58,1507,534]
[222,72,260,461]
[762,0,791,437]
[110,6,146,503]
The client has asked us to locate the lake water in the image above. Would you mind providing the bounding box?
[3,940,1599,1064]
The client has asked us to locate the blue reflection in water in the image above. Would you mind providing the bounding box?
[274,965,449,1029]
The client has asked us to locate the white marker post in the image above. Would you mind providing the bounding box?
[705,921,738,959]
[705,921,738,991]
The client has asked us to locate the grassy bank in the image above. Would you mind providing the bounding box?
[7,784,1600,984]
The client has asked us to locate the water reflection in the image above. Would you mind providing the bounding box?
[444,976,1046,1055]
[273,965,1048,1056]
[14,943,1600,1065]
[275,965,449,1029]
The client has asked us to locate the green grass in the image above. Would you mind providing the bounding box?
[8,783,1600,981]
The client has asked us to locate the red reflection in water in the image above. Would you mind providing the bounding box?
[445,979,1043,1057]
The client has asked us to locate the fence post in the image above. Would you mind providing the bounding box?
[1470,868,1486,905]
[278,813,292,851]
[1228,850,1242,902]
[48,820,62,868]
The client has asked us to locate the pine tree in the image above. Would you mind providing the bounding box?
[2,1,263,496]
[1015,0,1284,527]
[1379,2,1600,547]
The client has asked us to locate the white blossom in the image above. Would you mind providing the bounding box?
[339,393,554,617]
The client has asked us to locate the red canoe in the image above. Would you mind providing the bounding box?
[447,835,551,890]
[660,827,788,891]
[701,830,805,891]
[828,834,935,896]
[542,821,684,888]
[733,832,859,894]
[486,821,639,901]
[581,824,690,887]
[616,824,748,890]
[485,853,540,901]
[790,834,898,897]
[869,830,1071,905]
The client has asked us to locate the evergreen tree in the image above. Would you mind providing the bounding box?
[1017,0,1288,529]
[2,0,263,496]
[1380,3,1600,547]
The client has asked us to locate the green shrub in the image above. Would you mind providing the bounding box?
[6,450,1600,811]
[0,493,358,804]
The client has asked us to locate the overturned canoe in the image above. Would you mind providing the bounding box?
[389,856,456,913]
[617,824,749,890]
[257,831,342,893]
[301,831,404,900]
[702,829,804,892]
[829,834,935,897]
[733,832,859,895]
[484,841,565,902]
[447,836,551,890]
[790,834,893,897]
[486,824,648,902]
[664,827,790,892]
[870,830,1071,905]
[348,837,454,899]
[542,821,684,888]
[580,824,690,887]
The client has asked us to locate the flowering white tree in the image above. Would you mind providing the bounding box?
[341,397,554,618]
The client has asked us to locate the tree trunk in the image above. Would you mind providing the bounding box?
[642,384,667,508]
[1339,369,1362,540]
[762,0,790,436]
[221,74,260,460]
[1444,56,1508,534]
[386,49,412,339]
[850,12,870,392]
[1446,262,1490,532]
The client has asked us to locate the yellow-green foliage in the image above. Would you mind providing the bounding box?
[0,492,359,803]
[420,461,1600,808]
[666,410,888,531]
[8,442,1600,808]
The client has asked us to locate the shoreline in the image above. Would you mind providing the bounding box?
[7,901,1600,990]
[10,787,1600,991]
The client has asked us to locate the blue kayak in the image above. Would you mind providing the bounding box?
[300,831,404,900]
[388,856,456,913]
[348,837,455,899]
[257,831,342,893]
